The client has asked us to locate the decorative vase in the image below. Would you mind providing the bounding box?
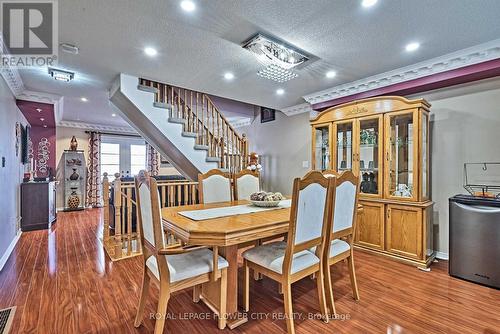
[69,168,79,180]
[67,188,80,209]
[70,136,78,151]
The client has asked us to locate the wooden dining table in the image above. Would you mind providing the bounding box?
[161,200,363,329]
[162,200,291,329]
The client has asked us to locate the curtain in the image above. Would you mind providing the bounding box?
[146,143,160,176]
[86,132,102,207]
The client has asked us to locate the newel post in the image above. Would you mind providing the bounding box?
[113,172,122,257]
[102,172,110,243]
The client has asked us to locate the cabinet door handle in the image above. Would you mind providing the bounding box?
[387,209,391,219]
[386,152,389,161]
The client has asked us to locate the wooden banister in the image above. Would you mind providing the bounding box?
[139,78,249,175]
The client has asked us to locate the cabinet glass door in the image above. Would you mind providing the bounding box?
[358,116,382,196]
[386,111,418,200]
[335,121,354,172]
[313,124,331,171]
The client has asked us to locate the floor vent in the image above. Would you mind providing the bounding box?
[0,307,15,334]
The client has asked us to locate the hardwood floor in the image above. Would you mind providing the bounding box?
[0,209,499,334]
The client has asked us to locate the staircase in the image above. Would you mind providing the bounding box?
[109,74,249,180]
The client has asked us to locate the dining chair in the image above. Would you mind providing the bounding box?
[198,169,232,204]
[242,171,335,334]
[320,170,360,316]
[233,169,260,200]
[134,171,229,334]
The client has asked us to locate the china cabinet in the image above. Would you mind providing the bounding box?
[311,96,434,268]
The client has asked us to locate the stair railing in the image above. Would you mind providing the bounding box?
[139,78,249,175]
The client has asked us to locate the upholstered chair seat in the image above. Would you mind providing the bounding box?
[309,239,350,259]
[242,241,319,275]
[146,248,229,283]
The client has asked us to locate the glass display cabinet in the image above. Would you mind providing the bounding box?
[335,121,354,173]
[62,150,87,211]
[310,96,434,268]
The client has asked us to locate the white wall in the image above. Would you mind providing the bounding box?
[0,77,28,269]
[412,78,500,256]
[244,111,311,195]
[245,78,500,257]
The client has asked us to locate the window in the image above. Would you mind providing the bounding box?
[130,144,146,176]
[100,143,120,178]
[100,136,147,178]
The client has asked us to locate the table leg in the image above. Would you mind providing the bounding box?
[201,245,247,329]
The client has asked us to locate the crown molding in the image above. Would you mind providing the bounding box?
[58,120,137,134]
[0,37,25,96]
[303,39,500,105]
[281,103,313,116]
[0,65,25,96]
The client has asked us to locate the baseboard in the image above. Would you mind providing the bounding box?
[435,251,449,260]
[0,231,22,272]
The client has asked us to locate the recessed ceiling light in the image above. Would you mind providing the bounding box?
[224,72,234,80]
[144,47,158,57]
[180,0,196,12]
[80,97,88,102]
[111,113,117,117]
[326,71,337,78]
[36,108,42,112]
[276,88,285,95]
[405,42,420,52]
[40,118,45,121]
[361,0,378,8]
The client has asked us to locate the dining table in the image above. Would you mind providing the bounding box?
[161,199,362,329]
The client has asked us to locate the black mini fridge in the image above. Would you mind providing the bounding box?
[449,194,500,289]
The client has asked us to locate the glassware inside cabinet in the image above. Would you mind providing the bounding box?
[388,113,414,198]
[359,118,380,195]
[336,122,353,172]
[314,125,330,171]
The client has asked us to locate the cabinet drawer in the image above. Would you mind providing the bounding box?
[385,204,423,260]
[355,201,385,250]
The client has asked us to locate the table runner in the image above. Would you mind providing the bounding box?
[179,199,292,221]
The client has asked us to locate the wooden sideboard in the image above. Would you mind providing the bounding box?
[21,181,57,231]
[310,96,435,268]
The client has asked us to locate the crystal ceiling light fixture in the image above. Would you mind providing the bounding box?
[242,34,309,83]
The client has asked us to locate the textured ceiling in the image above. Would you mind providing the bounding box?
[17,0,500,127]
